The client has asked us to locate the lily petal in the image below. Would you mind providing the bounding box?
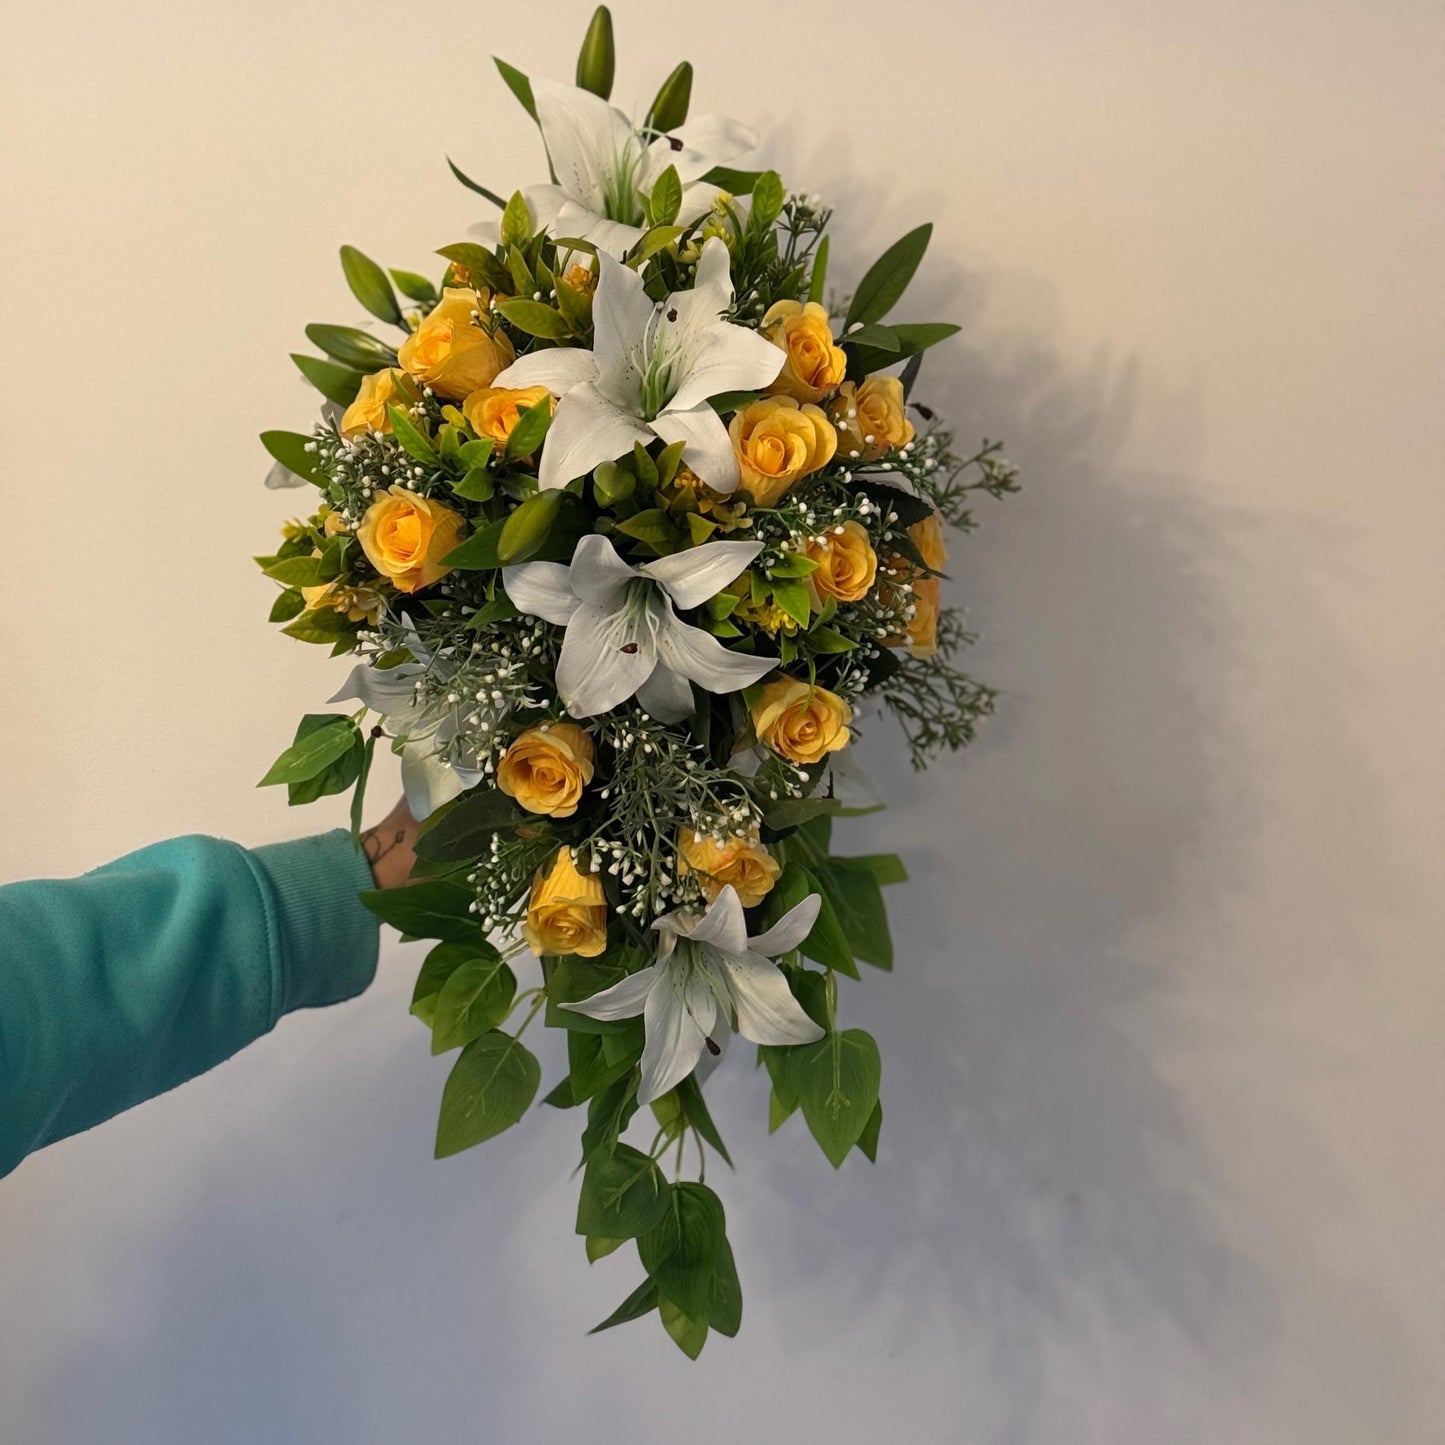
[563,964,659,1021]
[500,561,580,626]
[566,533,638,608]
[264,460,309,490]
[327,661,425,717]
[552,203,647,260]
[592,251,660,386]
[638,539,764,611]
[748,893,822,957]
[635,662,696,723]
[492,346,597,396]
[555,599,659,717]
[722,951,825,1047]
[666,319,785,415]
[649,403,742,493]
[690,886,749,956]
[400,741,467,821]
[654,613,775,696]
[639,962,716,1103]
[535,382,652,491]
[533,79,633,218]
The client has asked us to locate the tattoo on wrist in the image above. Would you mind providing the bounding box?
[361,826,407,869]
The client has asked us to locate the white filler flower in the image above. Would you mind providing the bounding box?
[524,78,755,257]
[503,533,773,721]
[492,237,783,493]
[565,885,825,1103]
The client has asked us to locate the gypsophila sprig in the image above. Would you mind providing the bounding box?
[254,5,1015,1360]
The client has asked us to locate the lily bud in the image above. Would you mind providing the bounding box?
[575,7,615,100]
[593,459,636,506]
[646,61,692,133]
[497,489,564,564]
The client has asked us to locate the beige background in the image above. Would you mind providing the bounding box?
[1,1,1441,1440]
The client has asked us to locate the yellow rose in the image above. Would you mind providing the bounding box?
[804,519,878,604]
[728,396,837,507]
[909,510,948,572]
[677,829,781,909]
[398,287,516,400]
[523,846,609,958]
[340,368,406,440]
[749,678,853,765]
[462,385,554,450]
[496,723,595,818]
[761,300,845,403]
[829,376,915,461]
[356,486,465,593]
[903,574,940,656]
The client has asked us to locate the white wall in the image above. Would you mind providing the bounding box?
[1,2,1440,1440]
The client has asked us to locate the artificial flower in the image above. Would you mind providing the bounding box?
[829,376,914,461]
[491,238,783,492]
[503,533,774,721]
[524,846,609,957]
[728,395,837,506]
[299,575,384,625]
[761,299,847,404]
[340,369,406,440]
[750,677,853,764]
[804,519,878,603]
[910,510,948,571]
[462,385,554,449]
[903,574,940,656]
[519,78,756,257]
[677,828,781,908]
[356,486,465,593]
[563,885,824,1103]
[398,287,515,400]
[496,722,595,817]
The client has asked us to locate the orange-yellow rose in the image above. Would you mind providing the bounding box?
[523,847,609,957]
[749,678,853,765]
[729,396,837,507]
[761,300,845,403]
[804,519,878,604]
[830,376,915,461]
[462,385,554,449]
[496,723,595,818]
[910,510,948,571]
[340,368,406,439]
[677,829,781,908]
[903,574,940,656]
[398,287,516,400]
[356,486,465,593]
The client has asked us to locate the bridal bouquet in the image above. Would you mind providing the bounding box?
[256,8,1015,1356]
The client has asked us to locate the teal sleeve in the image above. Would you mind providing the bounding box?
[0,830,379,1177]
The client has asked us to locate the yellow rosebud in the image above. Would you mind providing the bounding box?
[355,486,465,593]
[677,829,781,909]
[496,723,595,818]
[749,678,853,765]
[321,509,350,537]
[728,396,837,508]
[398,287,516,401]
[909,510,948,572]
[760,300,846,403]
[523,847,609,958]
[340,368,405,440]
[461,385,554,450]
[829,376,915,461]
[804,519,878,604]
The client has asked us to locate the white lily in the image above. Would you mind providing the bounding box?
[491,237,782,493]
[522,78,755,258]
[504,533,773,722]
[564,885,825,1104]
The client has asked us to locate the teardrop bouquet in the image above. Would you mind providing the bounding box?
[255,8,1016,1357]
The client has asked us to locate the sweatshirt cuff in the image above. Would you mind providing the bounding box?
[250,830,380,1015]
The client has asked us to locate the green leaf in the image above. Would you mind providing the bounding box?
[505,395,554,461]
[845,321,961,379]
[339,246,402,326]
[807,234,829,305]
[290,353,364,406]
[855,1099,882,1162]
[410,941,478,1027]
[413,788,525,863]
[546,954,635,1035]
[445,157,506,209]
[260,430,323,485]
[750,171,785,232]
[500,190,532,250]
[431,951,516,1053]
[697,166,762,193]
[818,859,893,969]
[768,1087,798,1133]
[806,625,855,653]
[674,1075,732,1167]
[708,1239,743,1337]
[842,322,899,353]
[437,242,509,294]
[575,5,615,97]
[766,863,857,976]
[497,488,563,563]
[844,852,908,887]
[589,1277,659,1334]
[442,518,506,570]
[285,715,364,805]
[386,404,438,465]
[495,297,570,339]
[660,1297,709,1359]
[304,323,396,372]
[390,268,438,304]
[762,794,840,835]
[359,879,481,945]
[615,508,680,555]
[268,589,305,623]
[586,1235,625,1262]
[795,1029,882,1168]
[771,579,812,630]
[280,608,354,644]
[348,731,375,840]
[566,1026,643,1102]
[846,223,933,327]
[645,60,693,131]
[576,1142,671,1239]
[258,715,358,787]
[649,165,682,227]
[493,57,538,122]
[261,554,324,587]
[451,467,494,502]
[638,1182,726,1320]
[629,224,684,263]
[434,1031,541,1157]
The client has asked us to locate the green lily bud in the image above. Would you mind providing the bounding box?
[575,7,615,100]
[646,61,692,133]
[593,460,636,506]
[497,489,564,564]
